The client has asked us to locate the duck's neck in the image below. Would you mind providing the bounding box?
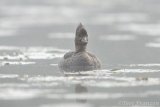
[75,44,87,53]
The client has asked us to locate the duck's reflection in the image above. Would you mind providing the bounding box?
[74,83,88,103]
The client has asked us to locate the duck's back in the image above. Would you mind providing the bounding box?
[59,51,101,72]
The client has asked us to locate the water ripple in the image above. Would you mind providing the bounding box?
[0,88,51,100]
[46,90,160,100]
[0,46,67,61]
[99,34,136,41]
[48,32,74,39]
[0,74,19,78]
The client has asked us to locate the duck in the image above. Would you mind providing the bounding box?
[59,23,101,72]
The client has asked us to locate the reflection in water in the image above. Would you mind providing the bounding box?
[75,84,88,103]
[0,67,160,107]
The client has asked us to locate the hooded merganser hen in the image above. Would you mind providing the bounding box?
[59,23,101,72]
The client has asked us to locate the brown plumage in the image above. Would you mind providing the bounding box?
[59,23,101,72]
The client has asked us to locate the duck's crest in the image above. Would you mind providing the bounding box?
[79,22,83,27]
[76,23,87,36]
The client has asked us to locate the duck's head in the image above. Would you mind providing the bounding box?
[75,23,88,52]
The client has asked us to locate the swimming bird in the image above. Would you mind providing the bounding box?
[59,23,101,72]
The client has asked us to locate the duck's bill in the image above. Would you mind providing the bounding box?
[81,37,88,44]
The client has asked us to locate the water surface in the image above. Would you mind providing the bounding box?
[0,0,160,107]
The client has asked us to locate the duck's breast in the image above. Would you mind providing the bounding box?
[59,52,101,71]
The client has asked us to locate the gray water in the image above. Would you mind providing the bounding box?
[0,0,160,107]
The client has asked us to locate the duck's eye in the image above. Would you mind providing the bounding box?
[81,34,88,37]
